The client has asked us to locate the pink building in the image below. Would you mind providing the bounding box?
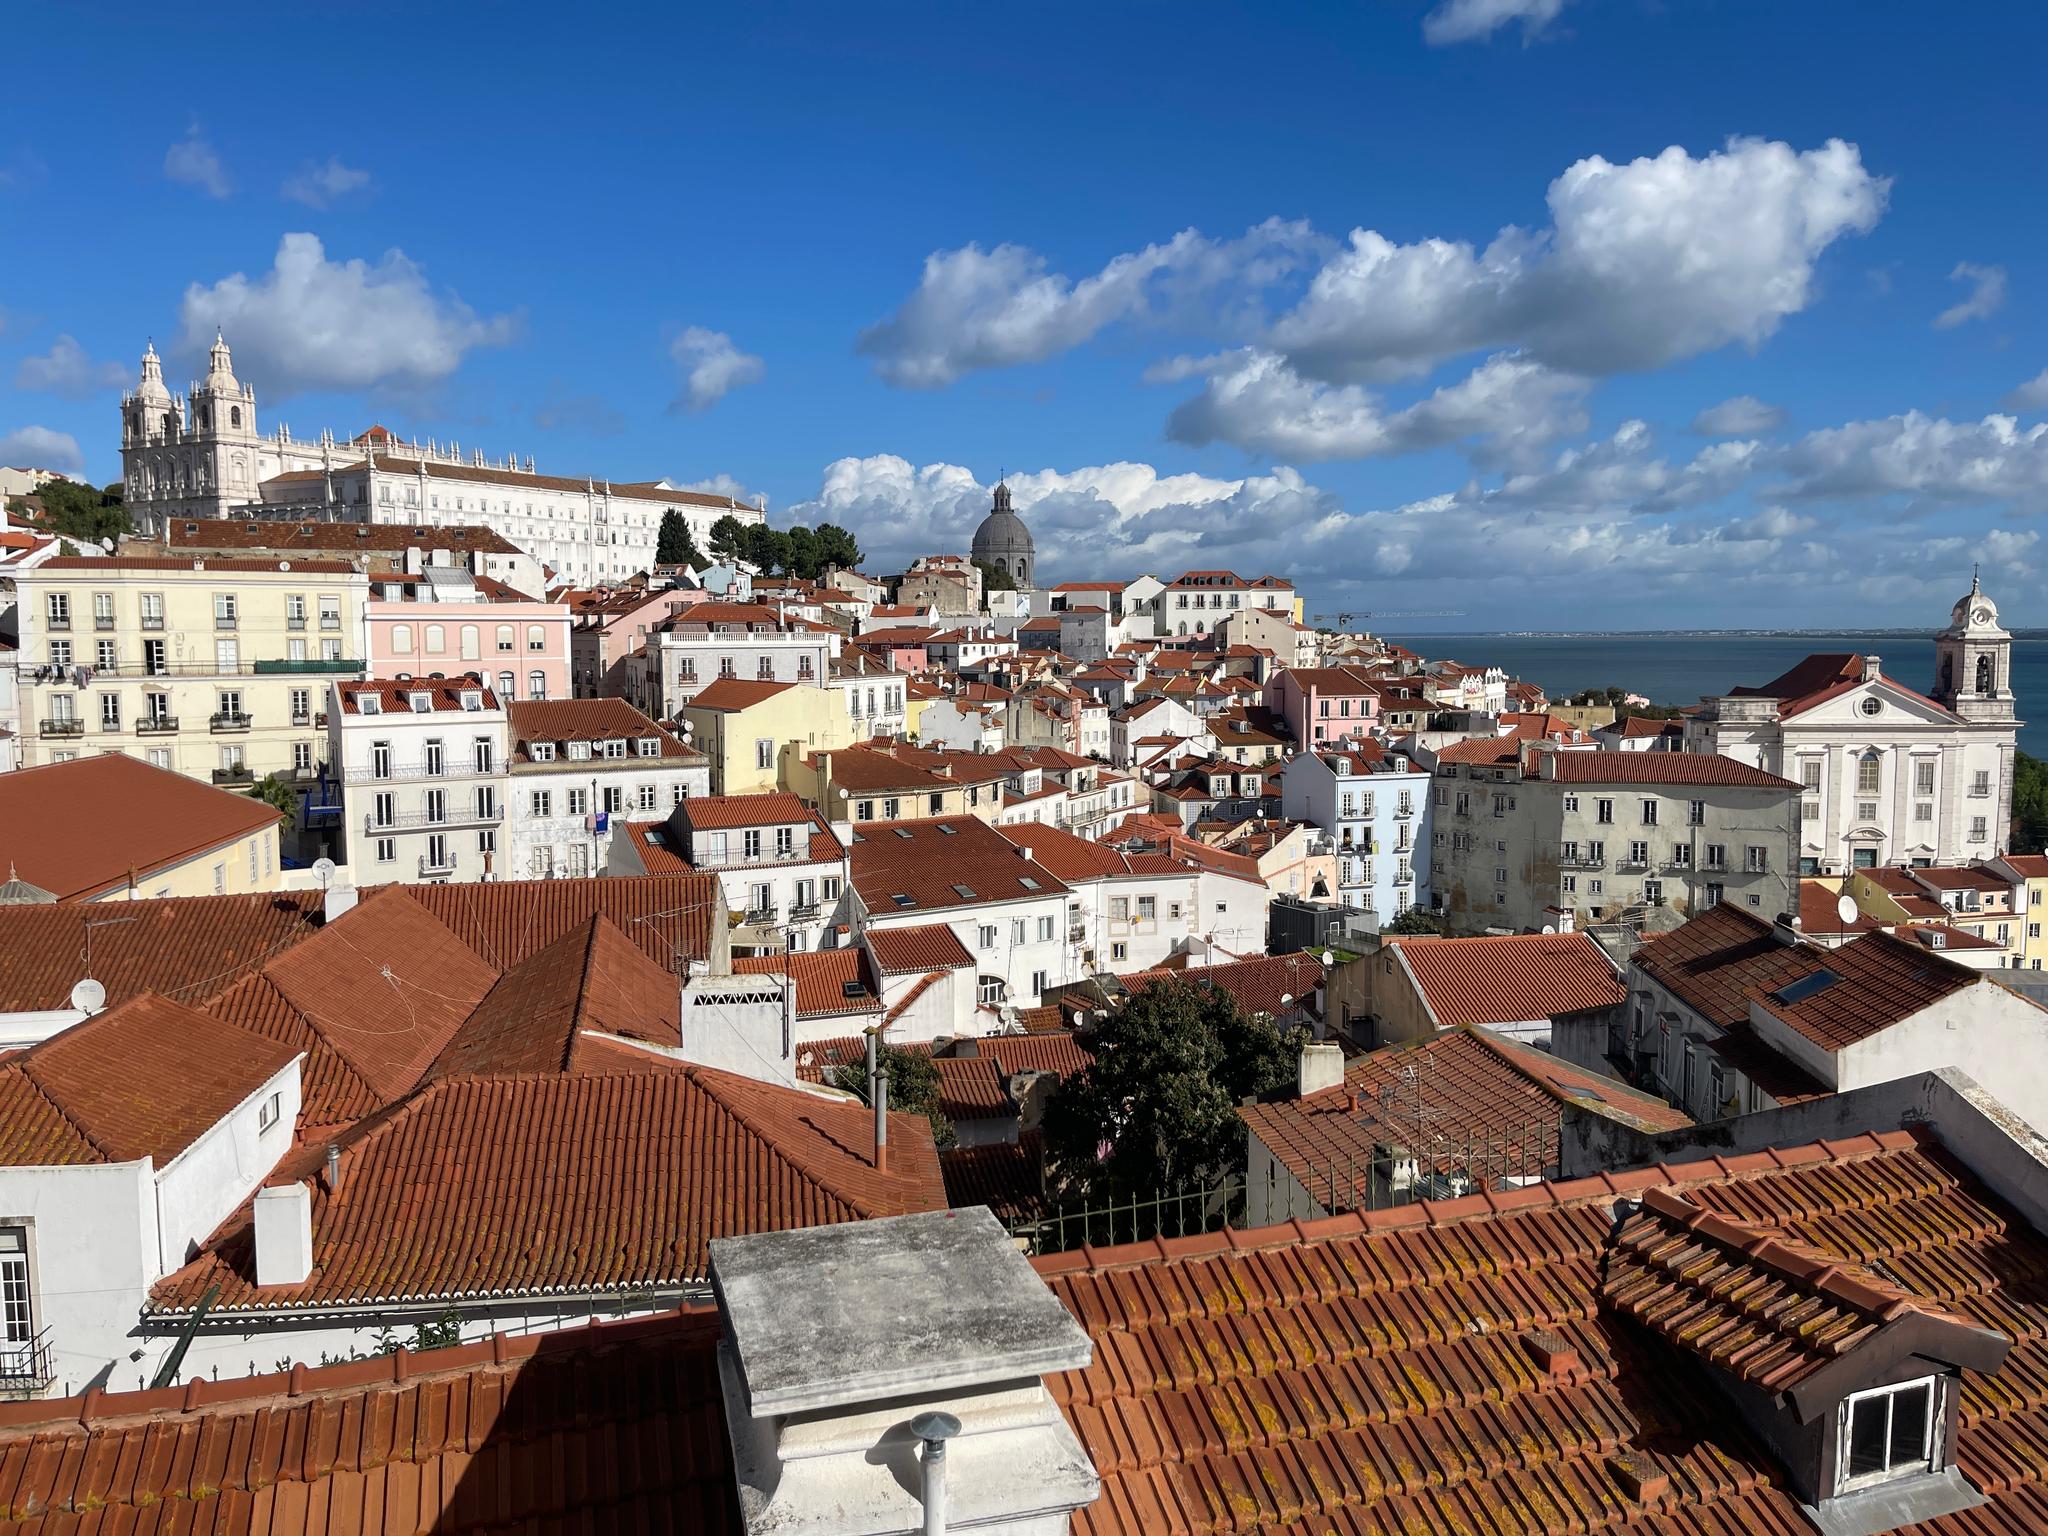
[1265,664,1383,748]
[366,572,572,702]
[560,581,716,697]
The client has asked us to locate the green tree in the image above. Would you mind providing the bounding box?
[32,479,130,547]
[973,558,1017,593]
[656,509,705,568]
[1041,977,1301,1197]
[832,1042,955,1149]
[783,525,822,581]
[1384,907,1448,935]
[2014,751,2048,855]
[707,513,748,565]
[739,521,791,575]
[813,522,862,573]
[252,773,300,820]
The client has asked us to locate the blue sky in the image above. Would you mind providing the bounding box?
[5,1,2047,630]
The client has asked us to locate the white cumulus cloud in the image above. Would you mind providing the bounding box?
[1272,137,1886,380]
[177,233,518,395]
[1164,349,1588,466]
[0,425,84,474]
[1422,0,1567,46]
[1775,411,2048,504]
[2005,369,2048,412]
[1692,395,1786,436]
[14,335,126,399]
[670,328,765,412]
[282,157,373,209]
[1934,262,2007,329]
[164,124,230,198]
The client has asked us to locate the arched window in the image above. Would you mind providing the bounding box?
[528,670,547,700]
[978,975,1005,1007]
[391,623,413,652]
[526,624,546,652]
[496,624,514,653]
[1941,655,1955,696]
[460,625,480,660]
[1857,752,1882,795]
[425,624,446,654]
[1976,653,1995,694]
[497,670,515,699]
[230,406,242,428]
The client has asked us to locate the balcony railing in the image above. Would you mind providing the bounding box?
[366,806,503,833]
[254,657,359,675]
[1068,923,1087,943]
[1615,858,1651,873]
[320,615,342,629]
[136,715,179,735]
[94,615,115,631]
[743,906,778,926]
[343,761,496,784]
[418,853,458,878]
[45,616,69,632]
[291,712,313,727]
[789,901,822,921]
[38,717,84,738]
[210,712,252,732]
[287,616,307,630]
[215,615,237,630]
[212,765,255,786]
[141,615,165,630]
[0,1328,55,1393]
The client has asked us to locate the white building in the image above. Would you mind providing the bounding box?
[639,603,839,718]
[1279,745,1432,920]
[847,816,1073,1012]
[610,792,850,953]
[824,652,907,740]
[504,698,709,880]
[330,677,507,883]
[118,336,763,586]
[1155,570,1298,639]
[1684,580,2020,875]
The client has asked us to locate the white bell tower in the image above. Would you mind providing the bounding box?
[1932,570,2017,726]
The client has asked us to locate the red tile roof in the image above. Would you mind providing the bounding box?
[1747,927,1982,1051]
[678,791,813,831]
[405,873,718,972]
[0,754,282,901]
[865,923,975,973]
[1542,750,1798,789]
[1241,1025,1691,1208]
[149,1065,946,1313]
[1799,879,1878,936]
[166,519,522,555]
[1732,651,1960,722]
[0,994,297,1166]
[733,949,879,1016]
[1034,1127,2042,1536]
[1126,953,1325,1019]
[850,816,1069,913]
[336,676,500,714]
[506,698,698,759]
[941,1130,1046,1226]
[683,677,797,711]
[1632,903,1815,1030]
[0,1309,741,1534]
[34,555,358,573]
[1388,930,1626,1027]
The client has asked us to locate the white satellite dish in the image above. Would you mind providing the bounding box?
[99,536,114,553]
[69,978,106,1015]
[1837,893,1860,928]
[279,560,291,572]
[1541,924,1557,935]
[312,857,337,888]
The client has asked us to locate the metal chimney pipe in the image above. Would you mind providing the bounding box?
[323,1143,341,1192]
[911,1411,962,1536]
[866,1027,888,1171]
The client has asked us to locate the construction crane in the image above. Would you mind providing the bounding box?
[1313,609,1467,629]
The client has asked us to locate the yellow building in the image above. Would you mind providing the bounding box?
[680,678,854,795]
[784,742,992,826]
[0,753,282,901]
[1990,854,2048,969]
[11,556,369,793]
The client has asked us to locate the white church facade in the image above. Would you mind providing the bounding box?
[119,337,763,589]
[1683,577,2021,875]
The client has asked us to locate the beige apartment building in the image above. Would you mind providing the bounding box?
[10,556,369,792]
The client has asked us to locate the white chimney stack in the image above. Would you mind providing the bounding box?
[324,883,359,924]
[252,1183,313,1286]
[712,1209,1098,1536]
[1298,1041,1344,1097]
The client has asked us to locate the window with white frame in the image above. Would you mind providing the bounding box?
[1838,1378,1937,1492]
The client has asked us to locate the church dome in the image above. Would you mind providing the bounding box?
[1946,570,2005,634]
[971,481,1034,587]
[202,331,239,393]
[134,341,171,405]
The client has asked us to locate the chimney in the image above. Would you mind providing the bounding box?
[1771,911,1804,948]
[252,1183,313,1286]
[1862,654,1881,683]
[866,1027,889,1172]
[1298,1041,1344,1097]
[711,1209,1099,1536]
[321,1142,342,1192]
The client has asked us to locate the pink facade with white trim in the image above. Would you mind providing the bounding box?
[367,599,572,702]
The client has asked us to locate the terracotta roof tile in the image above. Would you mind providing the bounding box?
[1635,903,1825,1030]
[940,1130,1047,1227]
[1126,953,1324,1019]
[507,698,698,760]
[865,923,975,973]
[850,816,1069,914]
[1240,1026,1691,1209]
[149,1066,946,1313]
[678,791,813,831]
[1543,750,1798,789]
[1746,927,1981,1051]
[684,677,798,710]
[1388,930,1626,1027]
[733,949,879,1016]
[0,754,282,901]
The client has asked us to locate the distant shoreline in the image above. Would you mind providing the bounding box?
[1380,628,2048,641]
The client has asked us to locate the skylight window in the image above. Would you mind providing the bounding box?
[952,883,977,899]
[1771,970,1840,1006]
[891,893,916,908]
[1020,876,1042,890]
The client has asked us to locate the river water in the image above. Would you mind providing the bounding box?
[1383,631,2048,757]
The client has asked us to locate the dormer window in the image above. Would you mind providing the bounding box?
[602,738,627,759]
[530,742,555,763]
[1840,1378,1937,1493]
[460,691,482,712]
[568,740,592,761]
[638,736,661,757]
[409,692,432,713]
[358,694,382,716]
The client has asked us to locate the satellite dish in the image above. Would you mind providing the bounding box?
[99,537,114,553]
[680,720,694,740]
[69,978,106,1015]
[279,560,292,572]
[312,857,337,888]
[1541,924,1557,935]
[1837,893,1860,928]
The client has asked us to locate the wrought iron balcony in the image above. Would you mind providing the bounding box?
[788,901,822,921]
[212,765,255,786]
[0,1327,54,1393]
[44,616,69,632]
[38,718,83,738]
[94,616,115,631]
[141,616,165,630]
[135,715,179,735]
[287,616,307,630]
[418,853,458,878]
[210,711,253,732]
[365,806,503,833]
[253,658,360,675]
